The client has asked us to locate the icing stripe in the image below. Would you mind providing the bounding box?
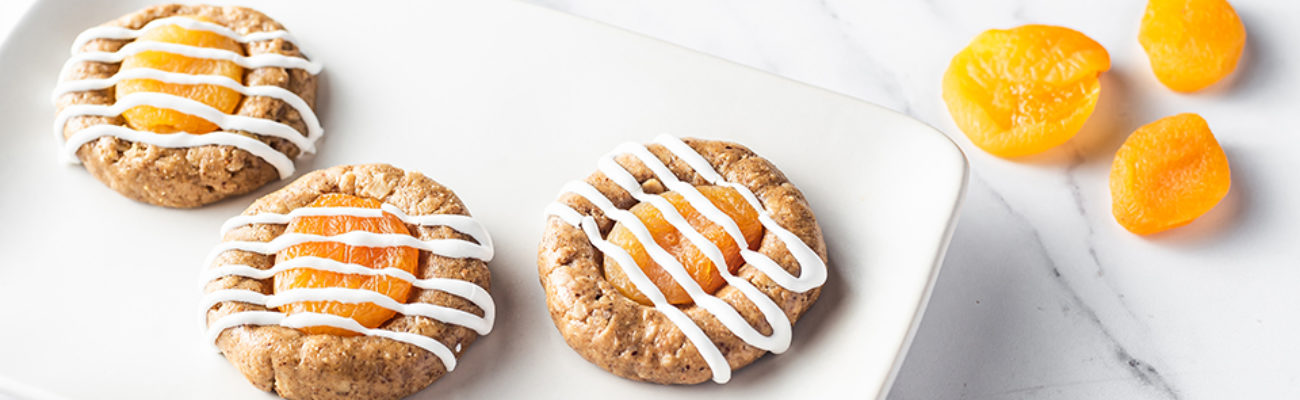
[219,204,492,251]
[56,18,322,180]
[54,92,315,154]
[543,202,584,226]
[206,231,493,266]
[545,135,829,383]
[202,288,491,334]
[206,311,459,371]
[70,17,301,55]
[61,125,294,178]
[60,40,321,81]
[614,143,751,252]
[203,206,495,368]
[200,256,495,332]
[51,67,321,142]
[608,145,806,350]
[655,135,827,292]
[595,155,792,353]
[570,209,731,383]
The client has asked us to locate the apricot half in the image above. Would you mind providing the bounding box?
[943,24,1111,157]
[605,186,763,306]
[1110,113,1230,235]
[116,16,245,133]
[1139,0,1246,93]
[274,194,419,336]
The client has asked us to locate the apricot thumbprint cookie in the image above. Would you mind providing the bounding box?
[539,136,828,384]
[202,165,495,400]
[53,4,321,208]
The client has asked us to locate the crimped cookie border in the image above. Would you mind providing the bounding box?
[203,164,490,400]
[537,138,828,384]
[55,4,318,208]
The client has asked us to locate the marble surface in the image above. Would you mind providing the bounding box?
[514,1,1300,399]
[3,1,1297,399]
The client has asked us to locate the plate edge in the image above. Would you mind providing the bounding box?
[874,142,971,400]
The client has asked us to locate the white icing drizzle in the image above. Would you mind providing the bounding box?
[201,257,495,320]
[542,202,584,226]
[60,41,322,79]
[51,67,321,141]
[54,16,321,178]
[62,125,295,178]
[219,203,493,251]
[55,92,316,153]
[69,17,302,55]
[206,311,461,370]
[202,205,495,372]
[544,135,828,383]
[655,135,827,292]
[569,209,731,383]
[202,288,491,334]
[205,231,493,266]
[594,152,792,353]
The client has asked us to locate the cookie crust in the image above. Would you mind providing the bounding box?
[537,138,828,384]
[204,164,490,400]
[55,4,318,208]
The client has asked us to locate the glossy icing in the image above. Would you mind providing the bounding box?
[203,204,495,371]
[545,135,827,383]
[54,16,321,177]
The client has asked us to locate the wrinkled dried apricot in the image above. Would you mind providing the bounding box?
[1110,113,1230,235]
[943,24,1111,157]
[116,16,244,133]
[1139,0,1246,93]
[274,194,419,336]
[605,186,763,305]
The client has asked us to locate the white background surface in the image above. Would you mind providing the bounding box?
[3,1,1298,399]
[0,1,964,399]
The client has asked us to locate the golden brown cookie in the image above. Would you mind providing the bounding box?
[538,136,828,384]
[202,164,495,400]
[53,4,320,208]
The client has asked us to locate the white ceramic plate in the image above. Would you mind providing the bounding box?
[0,1,967,399]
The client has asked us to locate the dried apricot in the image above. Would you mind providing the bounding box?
[942,24,1111,157]
[1110,113,1230,235]
[274,194,419,336]
[116,16,244,133]
[1139,0,1246,93]
[605,186,763,305]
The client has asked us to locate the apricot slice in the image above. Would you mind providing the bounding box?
[116,16,245,133]
[604,186,764,306]
[1110,113,1230,235]
[942,24,1111,157]
[1139,0,1246,93]
[274,194,419,336]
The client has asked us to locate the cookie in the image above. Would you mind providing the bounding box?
[202,164,495,400]
[53,4,321,208]
[538,135,828,384]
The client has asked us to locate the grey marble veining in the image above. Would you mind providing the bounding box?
[519,1,1300,399]
[0,0,1292,397]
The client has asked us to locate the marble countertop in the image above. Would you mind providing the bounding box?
[514,1,1300,399]
[5,1,1297,399]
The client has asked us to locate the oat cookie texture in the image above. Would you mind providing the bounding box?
[203,164,495,400]
[54,4,320,207]
[539,137,828,384]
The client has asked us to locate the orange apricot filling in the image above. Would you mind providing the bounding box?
[1110,113,1231,235]
[605,186,764,306]
[273,194,419,336]
[116,16,244,133]
[1139,0,1246,93]
[942,24,1111,157]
